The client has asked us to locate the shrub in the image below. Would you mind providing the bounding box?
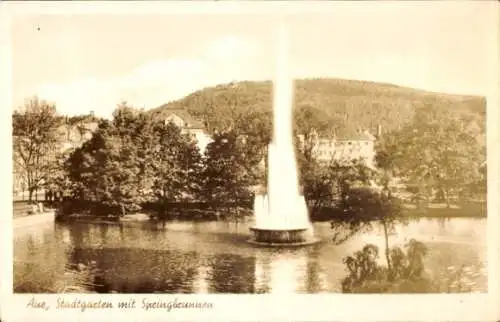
[341,240,486,293]
[342,239,431,293]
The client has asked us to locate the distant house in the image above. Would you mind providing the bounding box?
[298,127,377,167]
[57,120,99,152]
[12,117,99,198]
[161,107,213,154]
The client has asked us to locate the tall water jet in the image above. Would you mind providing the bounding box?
[249,21,317,246]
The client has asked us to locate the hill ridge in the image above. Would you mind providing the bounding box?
[152,77,485,112]
[148,78,485,139]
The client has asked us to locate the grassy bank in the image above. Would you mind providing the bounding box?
[401,202,486,218]
[311,201,486,222]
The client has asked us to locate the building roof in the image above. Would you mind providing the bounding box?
[334,127,376,141]
[82,122,99,132]
[161,108,205,129]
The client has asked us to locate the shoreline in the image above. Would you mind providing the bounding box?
[13,200,486,226]
[57,211,486,226]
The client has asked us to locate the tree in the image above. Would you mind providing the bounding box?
[467,161,487,198]
[44,149,74,201]
[66,105,158,216]
[66,104,205,217]
[293,104,331,163]
[335,187,406,271]
[380,106,485,207]
[98,106,152,215]
[310,138,407,272]
[293,104,342,216]
[200,130,253,211]
[232,108,272,186]
[151,121,202,211]
[374,135,397,194]
[299,159,336,216]
[65,126,107,202]
[12,98,62,201]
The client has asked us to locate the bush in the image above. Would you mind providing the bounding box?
[341,239,431,293]
[341,240,486,293]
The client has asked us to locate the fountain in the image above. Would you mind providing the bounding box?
[249,22,319,246]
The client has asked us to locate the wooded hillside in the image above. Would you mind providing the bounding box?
[149,78,486,142]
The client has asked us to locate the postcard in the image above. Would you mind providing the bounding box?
[1,1,499,321]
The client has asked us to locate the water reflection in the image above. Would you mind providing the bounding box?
[258,251,305,293]
[193,264,211,293]
[13,217,487,293]
[206,253,256,293]
[304,248,326,293]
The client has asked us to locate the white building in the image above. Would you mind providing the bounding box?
[298,128,377,167]
[162,107,213,154]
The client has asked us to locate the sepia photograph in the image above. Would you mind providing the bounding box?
[5,1,498,314]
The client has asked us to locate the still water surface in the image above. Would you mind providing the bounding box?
[14,218,486,293]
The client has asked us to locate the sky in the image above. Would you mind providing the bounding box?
[10,1,498,118]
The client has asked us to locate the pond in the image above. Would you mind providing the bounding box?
[13,217,487,293]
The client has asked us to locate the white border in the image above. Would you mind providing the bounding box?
[1,1,499,322]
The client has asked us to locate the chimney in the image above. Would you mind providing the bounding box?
[377,123,382,137]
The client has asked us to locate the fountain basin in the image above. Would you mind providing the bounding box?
[248,227,320,247]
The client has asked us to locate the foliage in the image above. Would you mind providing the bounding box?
[341,241,486,293]
[341,239,431,293]
[44,149,75,198]
[293,104,332,162]
[64,113,100,126]
[61,102,260,216]
[200,130,254,208]
[67,118,135,215]
[299,157,373,218]
[232,109,272,186]
[151,121,202,210]
[291,99,376,217]
[63,103,208,217]
[12,97,63,201]
[467,162,487,198]
[377,105,485,205]
[331,186,407,272]
[67,104,203,216]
